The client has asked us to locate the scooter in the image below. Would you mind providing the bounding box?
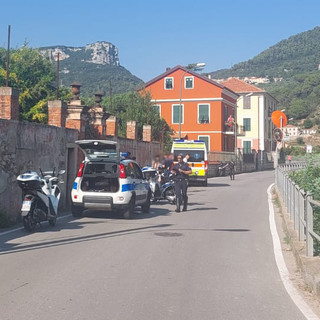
[142,166,162,201]
[142,166,176,204]
[17,168,65,232]
[218,162,229,176]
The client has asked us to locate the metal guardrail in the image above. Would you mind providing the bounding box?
[275,162,320,256]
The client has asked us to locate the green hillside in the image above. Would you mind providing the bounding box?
[58,62,143,97]
[210,26,320,79]
[208,26,320,122]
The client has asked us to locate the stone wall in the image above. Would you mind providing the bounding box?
[0,119,78,223]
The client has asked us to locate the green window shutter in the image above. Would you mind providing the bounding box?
[243,118,251,131]
[198,136,209,151]
[173,105,183,124]
[185,77,193,88]
[198,104,209,123]
[243,141,251,154]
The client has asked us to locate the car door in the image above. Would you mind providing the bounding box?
[132,163,147,204]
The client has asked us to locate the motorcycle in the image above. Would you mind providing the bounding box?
[142,166,176,204]
[218,162,229,176]
[17,168,65,232]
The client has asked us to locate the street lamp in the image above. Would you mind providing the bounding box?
[178,62,206,139]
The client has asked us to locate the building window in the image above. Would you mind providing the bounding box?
[153,104,161,116]
[198,135,210,151]
[243,118,251,131]
[243,95,251,109]
[198,104,209,123]
[172,104,183,124]
[185,76,194,89]
[165,77,173,90]
[243,141,251,154]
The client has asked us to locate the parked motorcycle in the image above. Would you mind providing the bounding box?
[142,166,175,204]
[218,162,229,176]
[17,168,65,232]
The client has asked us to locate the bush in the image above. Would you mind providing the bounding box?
[290,159,320,254]
[296,137,304,145]
[303,118,313,129]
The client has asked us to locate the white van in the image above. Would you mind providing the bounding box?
[171,140,208,186]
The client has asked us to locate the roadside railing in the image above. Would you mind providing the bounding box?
[275,163,320,256]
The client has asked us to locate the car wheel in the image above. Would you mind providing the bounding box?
[123,196,135,219]
[141,192,151,213]
[71,204,83,217]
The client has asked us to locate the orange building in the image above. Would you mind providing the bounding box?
[143,65,238,152]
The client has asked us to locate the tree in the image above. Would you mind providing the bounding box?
[102,91,172,148]
[0,45,71,123]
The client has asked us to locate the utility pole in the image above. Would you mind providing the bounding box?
[6,25,11,87]
[56,52,60,99]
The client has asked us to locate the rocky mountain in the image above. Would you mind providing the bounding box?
[40,41,143,97]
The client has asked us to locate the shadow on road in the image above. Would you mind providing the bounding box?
[207,183,230,187]
[188,207,218,211]
[212,228,250,232]
[0,222,173,256]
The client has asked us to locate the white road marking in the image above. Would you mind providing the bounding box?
[0,214,71,237]
[267,183,319,320]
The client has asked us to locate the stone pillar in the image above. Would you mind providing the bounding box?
[65,100,86,139]
[88,106,104,138]
[143,125,152,142]
[0,87,19,120]
[127,121,137,140]
[48,100,66,127]
[106,116,118,136]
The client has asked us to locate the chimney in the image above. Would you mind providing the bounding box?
[48,100,66,127]
[142,125,152,142]
[166,67,171,71]
[126,121,137,140]
[0,87,19,120]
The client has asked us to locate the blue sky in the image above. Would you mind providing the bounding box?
[0,0,319,81]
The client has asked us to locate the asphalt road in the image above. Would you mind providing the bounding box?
[0,171,308,320]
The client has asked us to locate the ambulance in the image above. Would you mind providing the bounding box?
[171,140,208,186]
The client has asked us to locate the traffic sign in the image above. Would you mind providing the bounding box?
[271,110,287,128]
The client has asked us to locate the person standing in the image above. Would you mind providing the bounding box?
[229,160,235,180]
[152,155,161,170]
[172,154,192,212]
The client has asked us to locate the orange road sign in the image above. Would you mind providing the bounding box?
[271,110,287,128]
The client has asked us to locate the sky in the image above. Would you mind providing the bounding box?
[1,0,320,82]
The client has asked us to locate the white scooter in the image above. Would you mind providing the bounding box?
[17,168,65,232]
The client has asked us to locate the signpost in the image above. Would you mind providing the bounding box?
[271,110,288,168]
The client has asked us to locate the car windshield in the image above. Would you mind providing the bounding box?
[173,150,205,162]
[84,145,119,160]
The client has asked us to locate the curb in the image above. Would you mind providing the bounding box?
[273,185,320,297]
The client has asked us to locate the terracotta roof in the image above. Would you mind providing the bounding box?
[219,77,265,93]
[142,65,238,97]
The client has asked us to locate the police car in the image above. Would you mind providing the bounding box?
[71,140,151,219]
